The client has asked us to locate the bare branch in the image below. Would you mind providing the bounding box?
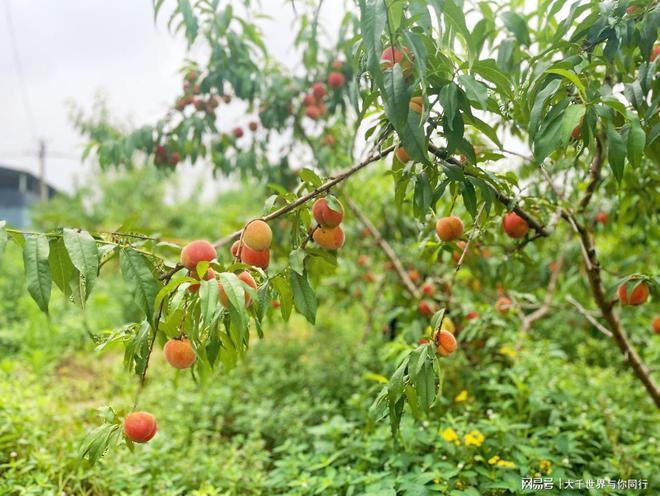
[565,295,613,338]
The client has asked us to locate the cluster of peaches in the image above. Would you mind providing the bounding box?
[303,61,346,120]
[174,70,229,117]
[122,198,351,443]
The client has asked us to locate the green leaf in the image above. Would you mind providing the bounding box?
[23,234,51,314]
[560,104,585,145]
[439,83,458,130]
[299,168,322,187]
[324,195,342,213]
[48,237,83,306]
[199,279,220,329]
[359,0,387,84]
[408,345,428,380]
[177,0,198,46]
[120,249,160,325]
[413,173,433,218]
[607,123,626,184]
[382,64,410,132]
[544,68,586,103]
[79,423,121,466]
[63,228,99,301]
[627,118,645,169]
[501,12,530,45]
[388,356,409,405]
[290,270,317,324]
[472,59,513,98]
[464,114,502,149]
[289,248,305,276]
[271,274,293,321]
[443,0,476,61]
[458,74,489,109]
[217,272,248,339]
[462,180,477,218]
[528,79,561,141]
[415,360,436,411]
[400,106,428,162]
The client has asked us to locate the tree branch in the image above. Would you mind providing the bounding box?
[570,214,660,408]
[212,145,395,248]
[427,144,550,237]
[565,295,613,338]
[578,133,605,213]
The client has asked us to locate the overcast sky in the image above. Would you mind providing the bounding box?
[0,0,345,193]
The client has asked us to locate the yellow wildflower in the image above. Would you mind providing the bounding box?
[441,427,459,443]
[454,390,468,403]
[496,459,515,468]
[455,481,464,490]
[499,346,517,358]
[464,430,485,447]
[539,459,552,475]
[488,455,500,465]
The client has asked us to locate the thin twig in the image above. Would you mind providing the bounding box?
[519,252,565,336]
[566,296,613,338]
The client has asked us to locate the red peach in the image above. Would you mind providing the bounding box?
[436,330,457,357]
[418,300,435,317]
[595,211,608,224]
[180,240,216,270]
[421,281,436,296]
[312,198,344,228]
[123,412,157,443]
[240,244,270,269]
[305,105,321,120]
[312,82,326,99]
[380,47,413,77]
[242,220,272,251]
[328,72,345,89]
[618,281,650,306]
[313,226,345,250]
[163,338,196,369]
[395,146,411,162]
[495,296,512,314]
[436,216,464,242]
[502,212,529,238]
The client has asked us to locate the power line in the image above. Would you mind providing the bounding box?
[3,0,38,138]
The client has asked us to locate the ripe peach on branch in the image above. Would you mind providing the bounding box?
[123,412,157,444]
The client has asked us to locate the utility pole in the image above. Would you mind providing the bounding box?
[38,139,47,201]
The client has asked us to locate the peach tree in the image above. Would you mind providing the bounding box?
[0,0,658,463]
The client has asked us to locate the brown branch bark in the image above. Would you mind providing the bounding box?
[565,295,613,338]
[539,145,659,407]
[570,217,660,408]
[212,145,395,248]
[578,134,605,213]
[343,194,421,300]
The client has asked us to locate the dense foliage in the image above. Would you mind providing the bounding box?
[0,0,658,493]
